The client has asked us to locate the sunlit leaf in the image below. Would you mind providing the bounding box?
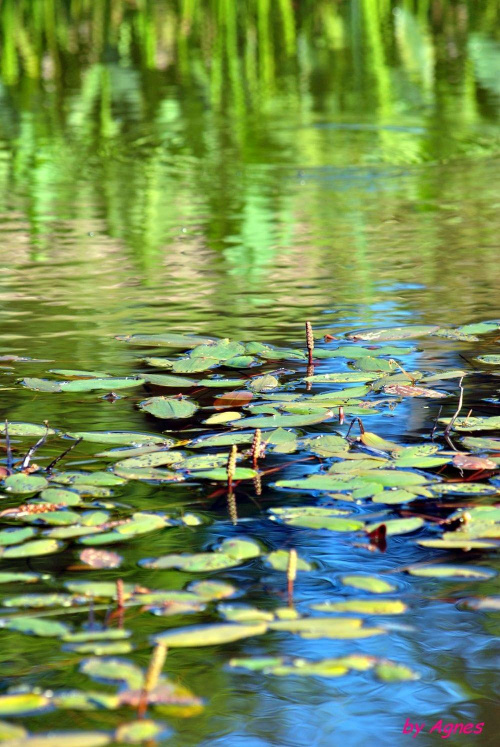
[64,431,173,446]
[154,622,267,647]
[116,333,214,347]
[0,422,56,437]
[312,599,406,614]
[340,575,396,593]
[265,550,313,571]
[4,474,48,493]
[347,326,439,341]
[1,539,63,558]
[139,396,198,419]
[407,565,496,579]
[0,616,70,637]
[374,662,419,682]
[143,373,197,387]
[0,692,50,716]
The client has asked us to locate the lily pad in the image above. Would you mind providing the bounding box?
[64,431,173,446]
[366,517,424,535]
[116,333,214,347]
[375,662,419,682]
[407,565,496,579]
[0,616,70,637]
[154,622,267,647]
[0,422,56,437]
[59,377,145,392]
[0,692,50,716]
[4,474,48,493]
[1,539,63,558]
[347,325,439,341]
[265,550,313,571]
[139,396,198,419]
[340,575,396,593]
[475,355,500,365]
[304,372,375,383]
[312,599,406,614]
[144,374,197,387]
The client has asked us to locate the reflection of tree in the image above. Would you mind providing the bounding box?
[0,0,498,340]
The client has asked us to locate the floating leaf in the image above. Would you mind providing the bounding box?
[304,372,375,383]
[0,692,50,716]
[58,377,145,392]
[359,432,403,452]
[1,539,63,558]
[80,657,143,689]
[143,374,197,387]
[268,617,384,639]
[366,517,424,535]
[476,354,500,365]
[407,565,496,579]
[265,550,313,571]
[214,391,253,408]
[4,474,48,493]
[270,506,364,532]
[439,415,500,432]
[430,482,497,495]
[0,572,48,584]
[217,604,275,623]
[417,539,498,549]
[248,374,280,392]
[116,333,214,347]
[224,355,256,368]
[0,616,70,637]
[39,488,82,505]
[384,384,446,398]
[312,599,406,614]
[232,411,334,429]
[375,662,419,682]
[433,328,478,341]
[139,396,198,419]
[300,435,349,456]
[190,467,257,481]
[0,720,27,739]
[0,422,56,437]
[170,357,218,373]
[347,326,439,341]
[187,580,237,600]
[203,411,242,425]
[354,357,395,372]
[64,431,173,446]
[0,527,37,546]
[20,378,62,392]
[461,436,500,452]
[189,432,255,448]
[422,369,467,382]
[115,720,170,744]
[340,575,396,593]
[154,622,267,647]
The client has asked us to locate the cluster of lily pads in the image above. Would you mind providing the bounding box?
[0,320,499,744]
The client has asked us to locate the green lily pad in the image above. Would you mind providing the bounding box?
[430,482,497,495]
[0,720,27,739]
[80,657,143,689]
[3,592,76,608]
[0,422,56,437]
[232,411,334,429]
[417,539,498,549]
[354,357,395,372]
[39,488,82,505]
[187,580,237,600]
[248,374,280,392]
[433,328,479,341]
[1,539,63,558]
[347,325,439,341]
[271,507,364,532]
[224,355,256,367]
[0,527,37,545]
[476,355,500,365]
[139,396,198,419]
[189,432,255,448]
[217,604,275,623]
[64,431,173,445]
[268,617,385,639]
[366,517,424,535]
[312,599,407,614]
[458,321,499,335]
[116,333,214,347]
[439,415,500,431]
[4,473,48,493]
[340,575,397,593]
[0,616,70,637]
[0,572,48,584]
[171,357,218,373]
[20,378,63,392]
[265,550,313,571]
[299,435,349,456]
[0,692,50,716]
[461,436,500,451]
[407,565,496,579]
[375,662,420,682]
[59,377,145,392]
[114,451,183,469]
[49,370,111,378]
[190,467,257,481]
[304,372,375,383]
[143,374,197,387]
[154,622,267,647]
[115,720,170,744]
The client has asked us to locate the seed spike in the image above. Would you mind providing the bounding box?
[227,444,237,491]
[138,642,168,718]
[305,321,314,366]
[227,490,238,525]
[287,549,297,607]
[251,429,262,469]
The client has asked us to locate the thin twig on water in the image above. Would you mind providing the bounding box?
[4,420,12,472]
[21,424,49,470]
[443,376,465,438]
[46,437,82,473]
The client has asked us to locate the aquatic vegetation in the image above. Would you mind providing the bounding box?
[0,319,499,739]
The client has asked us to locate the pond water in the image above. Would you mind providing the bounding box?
[0,2,499,746]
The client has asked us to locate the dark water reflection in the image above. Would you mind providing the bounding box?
[0,1,499,745]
